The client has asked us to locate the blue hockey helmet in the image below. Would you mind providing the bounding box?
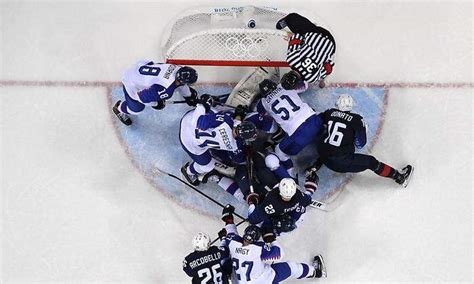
[235,121,258,145]
[243,225,261,243]
[176,66,198,84]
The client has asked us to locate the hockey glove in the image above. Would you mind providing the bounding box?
[221,204,235,224]
[276,17,287,30]
[272,214,297,233]
[323,62,333,75]
[152,100,166,110]
[199,94,217,112]
[184,87,199,107]
[233,105,250,120]
[246,192,260,205]
[305,166,320,184]
[262,227,276,243]
[304,165,319,195]
[218,228,227,240]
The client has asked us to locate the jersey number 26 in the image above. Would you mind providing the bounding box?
[197,263,223,283]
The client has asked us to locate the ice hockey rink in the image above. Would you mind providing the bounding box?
[1,0,472,283]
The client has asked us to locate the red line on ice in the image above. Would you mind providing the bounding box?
[0,80,473,89]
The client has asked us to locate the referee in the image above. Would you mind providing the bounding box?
[276,13,336,89]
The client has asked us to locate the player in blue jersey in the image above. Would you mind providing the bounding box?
[226,104,290,199]
[218,205,326,283]
[255,79,323,178]
[183,232,231,283]
[314,94,414,187]
[246,166,319,235]
[112,59,198,126]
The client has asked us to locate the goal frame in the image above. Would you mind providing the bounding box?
[161,5,291,67]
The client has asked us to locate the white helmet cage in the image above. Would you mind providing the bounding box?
[192,232,211,251]
[279,178,297,200]
[335,94,354,112]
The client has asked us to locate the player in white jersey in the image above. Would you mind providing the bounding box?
[112,59,198,126]
[179,101,258,201]
[255,79,323,178]
[218,205,326,283]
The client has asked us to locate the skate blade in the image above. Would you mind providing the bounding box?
[315,254,327,278]
[402,166,414,188]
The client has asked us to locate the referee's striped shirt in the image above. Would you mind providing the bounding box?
[286,31,336,83]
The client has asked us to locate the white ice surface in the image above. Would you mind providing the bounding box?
[1,1,472,283]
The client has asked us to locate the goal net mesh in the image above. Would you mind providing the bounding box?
[161,6,290,66]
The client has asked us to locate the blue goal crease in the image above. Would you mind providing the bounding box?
[110,85,386,217]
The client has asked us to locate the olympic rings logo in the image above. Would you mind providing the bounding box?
[224,36,269,58]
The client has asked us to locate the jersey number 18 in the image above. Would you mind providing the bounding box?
[138,65,161,76]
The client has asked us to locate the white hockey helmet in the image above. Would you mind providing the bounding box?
[192,232,211,251]
[335,94,354,112]
[279,178,297,201]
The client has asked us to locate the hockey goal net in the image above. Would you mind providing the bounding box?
[161,6,290,67]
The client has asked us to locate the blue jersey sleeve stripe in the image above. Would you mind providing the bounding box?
[355,129,367,148]
[297,263,310,279]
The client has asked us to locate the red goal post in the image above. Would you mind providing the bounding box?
[161,6,291,67]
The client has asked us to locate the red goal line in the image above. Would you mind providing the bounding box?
[0,80,472,89]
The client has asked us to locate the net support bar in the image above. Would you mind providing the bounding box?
[166,59,289,67]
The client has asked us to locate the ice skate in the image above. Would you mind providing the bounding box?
[112,101,132,126]
[200,169,223,184]
[180,162,200,186]
[308,254,327,278]
[395,165,414,188]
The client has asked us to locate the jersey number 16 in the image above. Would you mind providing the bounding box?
[324,121,346,146]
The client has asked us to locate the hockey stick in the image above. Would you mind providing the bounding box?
[169,93,231,105]
[308,185,352,212]
[169,100,236,109]
[309,200,330,211]
[152,166,246,220]
[168,100,188,104]
[209,219,247,246]
[245,145,255,194]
